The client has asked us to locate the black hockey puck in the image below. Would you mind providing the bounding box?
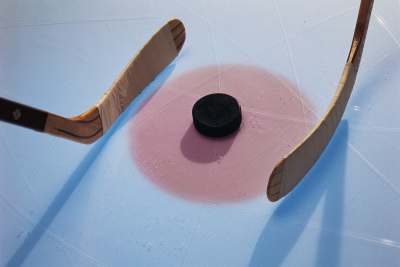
[192,93,242,138]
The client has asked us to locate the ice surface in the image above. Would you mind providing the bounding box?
[1,0,400,266]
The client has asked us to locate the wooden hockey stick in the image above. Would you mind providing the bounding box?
[267,0,374,201]
[0,19,185,144]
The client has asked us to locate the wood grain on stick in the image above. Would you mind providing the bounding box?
[267,0,374,201]
[43,19,185,143]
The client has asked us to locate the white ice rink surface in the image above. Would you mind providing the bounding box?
[1,1,400,266]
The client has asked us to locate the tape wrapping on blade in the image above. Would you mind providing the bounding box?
[95,19,180,133]
[97,88,123,132]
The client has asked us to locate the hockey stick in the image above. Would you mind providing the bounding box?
[0,19,186,144]
[267,0,374,201]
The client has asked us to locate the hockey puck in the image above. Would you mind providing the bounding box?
[192,93,242,138]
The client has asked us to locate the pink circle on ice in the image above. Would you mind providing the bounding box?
[129,64,316,203]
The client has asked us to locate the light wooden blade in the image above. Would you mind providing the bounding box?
[44,19,186,143]
[95,18,186,131]
[267,0,374,201]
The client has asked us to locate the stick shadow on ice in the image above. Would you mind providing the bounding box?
[250,121,348,267]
